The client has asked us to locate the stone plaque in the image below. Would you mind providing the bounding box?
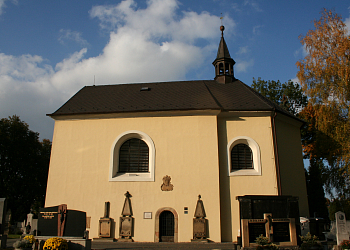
[119,217,133,237]
[99,218,111,237]
[248,223,266,243]
[193,218,207,238]
[336,211,349,245]
[144,212,152,219]
[273,222,290,242]
[38,206,59,236]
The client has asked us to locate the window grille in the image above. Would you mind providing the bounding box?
[231,143,253,170]
[119,138,149,173]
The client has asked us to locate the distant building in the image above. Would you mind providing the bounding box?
[45,26,308,242]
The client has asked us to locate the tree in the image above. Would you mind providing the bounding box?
[297,9,350,198]
[252,78,329,219]
[252,77,307,115]
[0,115,51,222]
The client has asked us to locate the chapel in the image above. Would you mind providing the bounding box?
[45,26,308,243]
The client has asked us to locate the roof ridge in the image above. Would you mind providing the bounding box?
[84,79,208,88]
[203,81,223,109]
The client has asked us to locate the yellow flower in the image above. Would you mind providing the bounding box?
[43,237,68,250]
[23,235,35,244]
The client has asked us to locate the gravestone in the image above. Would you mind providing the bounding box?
[118,191,134,242]
[98,202,113,238]
[237,195,299,247]
[335,211,349,245]
[0,198,7,234]
[0,198,7,249]
[37,204,86,237]
[192,195,209,242]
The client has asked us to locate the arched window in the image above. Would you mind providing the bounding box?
[219,63,224,75]
[110,130,155,182]
[227,136,261,176]
[225,63,229,75]
[119,138,149,173]
[231,143,253,170]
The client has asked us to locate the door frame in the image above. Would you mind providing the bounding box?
[154,207,178,242]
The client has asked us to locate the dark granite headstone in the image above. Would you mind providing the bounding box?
[38,205,86,237]
[238,195,300,219]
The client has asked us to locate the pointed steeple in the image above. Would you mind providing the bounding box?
[212,25,235,84]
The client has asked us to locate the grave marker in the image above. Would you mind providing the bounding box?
[37,204,86,237]
[0,198,7,249]
[335,211,349,245]
[237,195,299,248]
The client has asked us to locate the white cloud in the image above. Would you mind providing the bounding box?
[58,29,89,47]
[344,10,350,35]
[236,59,254,73]
[294,44,308,59]
[0,0,235,140]
[0,0,5,15]
[252,25,263,35]
[291,77,299,85]
[243,0,262,12]
[236,46,249,55]
[0,0,17,16]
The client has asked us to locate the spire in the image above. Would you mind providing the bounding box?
[212,25,235,84]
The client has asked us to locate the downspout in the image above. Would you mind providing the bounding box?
[271,110,282,195]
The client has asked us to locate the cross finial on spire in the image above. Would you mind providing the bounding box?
[220,14,225,37]
[125,191,132,198]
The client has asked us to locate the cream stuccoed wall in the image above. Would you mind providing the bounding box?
[45,111,222,242]
[217,113,279,242]
[274,114,309,217]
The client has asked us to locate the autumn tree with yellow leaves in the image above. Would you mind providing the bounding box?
[297,9,350,199]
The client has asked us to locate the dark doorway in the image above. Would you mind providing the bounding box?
[159,210,174,242]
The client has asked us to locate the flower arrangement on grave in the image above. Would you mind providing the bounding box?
[341,240,350,249]
[255,234,278,250]
[300,232,321,250]
[13,235,35,249]
[23,235,35,244]
[43,237,68,250]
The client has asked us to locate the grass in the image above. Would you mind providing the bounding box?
[6,234,21,239]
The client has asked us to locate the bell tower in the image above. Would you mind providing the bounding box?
[212,25,235,84]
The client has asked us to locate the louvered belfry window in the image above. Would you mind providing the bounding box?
[119,138,149,173]
[231,143,253,170]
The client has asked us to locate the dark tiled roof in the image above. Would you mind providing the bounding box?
[48,79,296,119]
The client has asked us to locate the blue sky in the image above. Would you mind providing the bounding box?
[1,0,350,140]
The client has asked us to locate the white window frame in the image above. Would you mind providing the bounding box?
[109,130,155,182]
[227,136,261,176]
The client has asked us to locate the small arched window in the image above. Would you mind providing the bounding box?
[231,143,253,170]
[119,138,149,173]
[225,63,229,75]
[227,136,261,176]
[219,63,224,75]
